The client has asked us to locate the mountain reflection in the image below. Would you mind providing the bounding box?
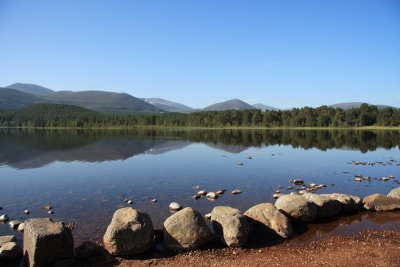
[0,128,399,169]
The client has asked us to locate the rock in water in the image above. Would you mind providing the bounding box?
[163,207,212,251]
[244,203,292,239]
[169,202,182,212]
[363,194,400,211]
[8,221,22,230]
[103,207,154,255]
[0,214,9,223]
[211,206,249,247]
[388,188,400,199]
[274,195,318,223]
[17,223,25,232]
[322,193,362,213]
[23,218,74,267]
[0,242,22,261]
[206,192,218,200]
[0,235,16,247]
[302,193,342,217]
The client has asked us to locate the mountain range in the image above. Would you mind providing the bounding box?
[1,82,398,114]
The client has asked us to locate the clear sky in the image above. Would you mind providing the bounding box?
[0,0,399,109]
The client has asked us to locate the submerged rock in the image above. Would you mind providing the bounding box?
[244,203,292,239]
[192,195,200,200]
[231,190,242,195]
[363,194,400,211]
[23,218,74,267]
[103,207,154,256]
[211,206,249,247]
[275,195,318,223]
[163,207,212,251]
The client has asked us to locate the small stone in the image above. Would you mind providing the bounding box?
[169,202,182,212]
[246,156,252,159]
[48,211,54,214]
[40,206,52,210]
[355,178,362,182]
[274,190,280,194]
[198,190,207,196]
[354,174,362,178]
[389,176,394,179]
[151,199,157,203]
[278,186,283,189]
[124,199,129,203]
[237,162,243,166]
[382,177,389,181]
[206,192,218,200]
[299,190,307,195]
[17,223,25,232]
[0,214,9,223]
[273,193,283,199]
[127,200,133,204]
[309,183,317,187]
[216,190,224,195]
[145,196,151,199]
[24,210,30,215]
[293,179,304,185]
[8,220,22,230]
[231,190,242,195]
[287,187,293,190]
[330,184,335,187]
[205,213,212,220]
[193,186,201,189]
[192,195,200,200]
[288,180,293,183]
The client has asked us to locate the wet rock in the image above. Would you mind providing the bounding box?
[299,190,307,195]
[363,194,400,211]
[8,220,22,230]
[287,187,293,190]
[310,183,317,188]
[388,188,400,199]
[192,186,200,189]
[17,223,25,232]
[192,195,200,200]
[48,211,54,214]
[275,195,318,223]
[382,177,389,181]
[76,241,103,259]
[354,174,362,178]
[322,193,362,213]
[288,180,293,183]
[273,193,284,199]
[169,202,182,212]
[216,190,224,195]
[198,190,207,196]
[302,193,342,217]
[293,179,304,185]
[204,213,212,220]
[0,235,16,247]
[23,218,74,267]
[24,210,30,215]
[354,178,362,182]
[246,156,252,159]
[244,203,292,239]
[163,207,212,251]
[0,214,9,223]
[127,200,133,204]
[211,206,249,247]
[0,242,22,261]
[151,199,157,203]
[237,162,243,166]
[274,190,280,194]
[103,207,154,255]
[40,206,52,210]
[206,192,218,200]
[278,186,283,189]
[231,190,242,195]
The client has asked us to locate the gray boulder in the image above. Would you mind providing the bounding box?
[0,242,22,261]
[211,206,249,247]
[303,193,342,217]
[103,207,154,256]
[388,188,400,199]
[23,218,74,267]
[0,235,16,247]
[275,194,318,222]
[322,193,362,213]
[244,203,292,238]
[164,207,212,251]
[363,194,400,211]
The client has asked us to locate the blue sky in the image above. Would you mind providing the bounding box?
[0,0,399,109]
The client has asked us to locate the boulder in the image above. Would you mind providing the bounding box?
[388,188,400,199]
[363,194,400,211]
[0,235,16,247]
[164,207,212,251]
[303,193,342,217]
[322,193,362,213]
[275,194,318,222]
[211,206,249,247]
[0,242,22,261]
[103,207,154,256]
[244,203,292,238]
[23,218,74,267]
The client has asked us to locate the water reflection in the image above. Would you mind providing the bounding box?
[0,128,399,169]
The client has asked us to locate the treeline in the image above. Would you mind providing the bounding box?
[0,103,399,128]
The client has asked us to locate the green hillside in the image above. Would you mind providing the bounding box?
[0,87,49,110]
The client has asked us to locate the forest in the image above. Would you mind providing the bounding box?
[0,103,399,128]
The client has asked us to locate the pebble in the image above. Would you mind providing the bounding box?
[9,220,22,230]
[299,190,307,195]
[382,177,389,181]
[127,200,133,204]
[330,184,335,187]
[231,190,242,195]
[124,199,129,203]
[272,194,281,199]
[192,195,200,200]
[278,186,283,189]
[237,162,243,166]
[24,210,30,214]
[288,180,293,183]
[246,156,252,159]
[169,202,182,212]
[0,214,9,223]
[192,186,201,189]
[274,190,280,194]
[310,183,317,187]
[198,190,207,196]
[355,178,362,182]
[216,190,224,195]
[355,174,363,178]
[48,211,54,214]
[287,187,293,190]
[17,222,24,232]
[293,179,304,185]
[389,176,394,179]
[151,199,157,202]
[40,206,52,210]
[204,213,212,220]
[206,192,218,200]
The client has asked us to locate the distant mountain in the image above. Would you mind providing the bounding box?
[203,99,256,111]
[329,102,395,110]
[142,98,193,112]
[253,103,279,111]
[6,83,55,95]
[0,87,50,110]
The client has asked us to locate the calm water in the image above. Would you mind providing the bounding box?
[0,129,400,245]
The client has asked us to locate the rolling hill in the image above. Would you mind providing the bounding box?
[329,102,395,110]
[142,98,193,112]
[6,83,55,95]
[0,87,50,110]
[253,103,279,111]
[203,99,256,111]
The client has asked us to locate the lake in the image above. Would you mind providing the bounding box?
[0,128,399,245]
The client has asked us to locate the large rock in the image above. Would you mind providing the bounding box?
[0,242,22,261]
[303,193,342,217]
[164,207,212,251]
[0,235,16,247]
[103,207,154,256]
[244,203,292,238]
[275,195,318,222]
[23,218,74,267]
[363,194,400,211]
[211,206,249,247]
[388,188,400,199]
[322,193,362,213]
